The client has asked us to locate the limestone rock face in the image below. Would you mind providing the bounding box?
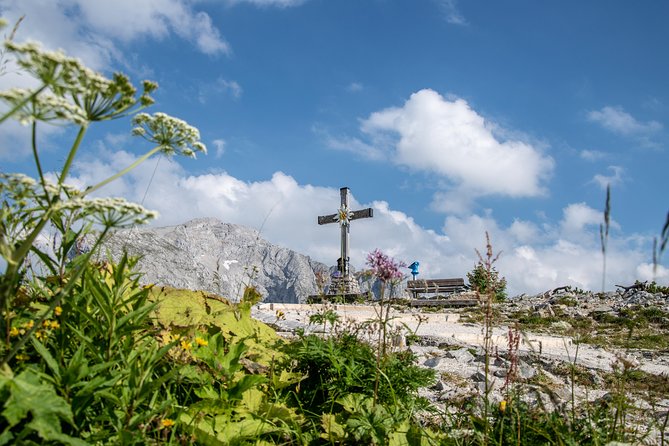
[98,218,325,303]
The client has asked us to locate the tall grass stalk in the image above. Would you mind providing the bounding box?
[600,184,611,293]
[653,211,669,280]
[473,231,502,445]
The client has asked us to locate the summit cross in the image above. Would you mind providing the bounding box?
[317,187,373,277]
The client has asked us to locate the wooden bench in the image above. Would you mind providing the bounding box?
[406,278,468,299]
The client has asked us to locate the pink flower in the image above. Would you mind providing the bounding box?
[366,249,406,282]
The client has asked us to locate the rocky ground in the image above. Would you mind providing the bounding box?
[252,285,669,443]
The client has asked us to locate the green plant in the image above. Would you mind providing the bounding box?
[466,259,507,303]
[0,35,206,443]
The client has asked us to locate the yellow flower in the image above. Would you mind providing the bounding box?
[54,306,62,316]
[43,320,51,328]
[23,320,34,329]
[9,326,20,337]
[180,340,192,350]
[49,320,60,329]
[34,330,46,340]
[194,337,208,347]
[161,418,175,428]
[499,400,507,413]
[15,353,29,362]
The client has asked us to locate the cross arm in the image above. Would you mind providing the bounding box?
[317,208,373,225]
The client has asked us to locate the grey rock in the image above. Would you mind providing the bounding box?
[471,371,487,382]
[445,348,475,364]
[518,361,537,379]
[423,357,442,368]
[97,218,325,303]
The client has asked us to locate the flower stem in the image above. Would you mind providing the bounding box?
[84,145,162,197]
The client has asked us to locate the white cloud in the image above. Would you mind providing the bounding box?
[61,147,664,295]
[587,106,662,136]
[197,77,243,103]
[346,82,364,92]
[324,135,386,162]
[591,165,624,190]
[225,0,308,7]
[359,89,554,210]
[212,138,226,158]
[580,149,606,161]
[435,0,468,25]
[0,0,229,69]
[218,78,243,98]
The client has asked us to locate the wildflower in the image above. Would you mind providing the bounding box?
[54,196,158,227]
[54,306,62,316]
[34,330,46,340]
[22,320,34,329]
[499,400,507,413]
[366,249,406,282]
[15,353,29,362]
[194,337,208,347]
[180,340,192,350]
[4,41,157,122]
[132,112,207,158]
[161,419,175,428]
[49,320,60,329]
[9,326,19,337]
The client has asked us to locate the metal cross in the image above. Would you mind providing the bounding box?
[317,187,373,277]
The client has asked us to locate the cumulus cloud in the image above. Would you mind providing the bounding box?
[0,0,229,68]
[346,82,364,92]
[358,89,554,209]
[61,147,664,295]
[587,106,662,136]
[591,165,624,190]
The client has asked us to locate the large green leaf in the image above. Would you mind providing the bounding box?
[0,367,87,445]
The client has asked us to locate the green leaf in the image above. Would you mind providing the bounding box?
[30,337,60,380]
[227,374,266,401]
[0,368,74,441]
[321,413,346,441]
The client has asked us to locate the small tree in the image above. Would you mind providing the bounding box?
[467,261,508,302]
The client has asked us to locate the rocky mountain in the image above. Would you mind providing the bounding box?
[97,218,326,303]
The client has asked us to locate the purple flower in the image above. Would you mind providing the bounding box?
[366,249,406,282]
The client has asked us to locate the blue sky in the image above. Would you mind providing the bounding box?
[1,0,668,294]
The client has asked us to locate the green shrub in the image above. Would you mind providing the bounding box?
[467,262,508,301]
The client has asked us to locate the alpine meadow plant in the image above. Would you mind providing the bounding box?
[366,249,406,402]
[0,32,206,443]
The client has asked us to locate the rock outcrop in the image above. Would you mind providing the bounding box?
[97,218,326,303]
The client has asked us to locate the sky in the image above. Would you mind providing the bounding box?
[1,0,668,295]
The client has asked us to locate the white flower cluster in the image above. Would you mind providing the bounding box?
[55,197,158,227]
[1,173,156,228]
[0,88,87,125]
[132,112,207,158]
[3,41,157,123]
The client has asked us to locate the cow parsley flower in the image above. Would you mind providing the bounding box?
[55,196,158,227]
[4,41,158,123]
[132,112,207,158]
[0,88,87,125]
